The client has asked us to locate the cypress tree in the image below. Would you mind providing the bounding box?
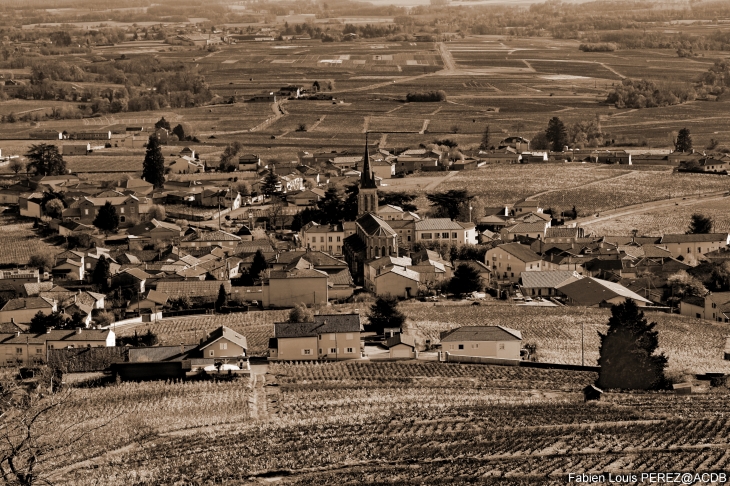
[142,135,166,188]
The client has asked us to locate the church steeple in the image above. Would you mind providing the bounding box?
[358,133,378,216]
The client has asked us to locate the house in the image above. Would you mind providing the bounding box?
[480,151,521,164]
[0,297,56,324]
[0,328,115,367]
[62,143,90,156]
[180,229,241,249]
[269,314,361,361]
[679,292,730,322]
[156,281,231,301]
[545,227,585,244]
[373,265,420,298]
[29,130,63,140]
[394,157,439,175]
[520,270,583,297]
[167,157,204,174]
[594,150,631,165]
[127,218,181,243]
[386,333,417,359]
[111,267,150,293]
[52,250,85,281]
[198,326,248,361]
[126,289,168,317]
[498,136,530,153]
[355,158,394,179]
[238,154,261,172]
[659,233,730,259]
[439,326,522,360]
[452,260,491,283]
[485,243,544,285]
[520,152,549,164]
[286,188,325,207]
[500,221,550,242]
[18,193,44,219]
[62,195,141,226]
[414,219,477,246]
[116,178,154,196]
[364,256,413,292]
[301,222,344,255]
[71,131,111,140]
[557,277,653,307]
[263,267,329,307]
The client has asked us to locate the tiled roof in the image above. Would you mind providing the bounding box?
[557,277,652,305]
[157,281,231,298]
[327,268,354,287]
[118,267,151,281]
[268,268,328,279]
[661,233,729,244]
[199,326,248,351]
[369,256,413,271]
[357,213,396,237]
[272,250,347,267]
[415,219,465,231]
[129,345,198,363]
[496,243,542,263]
[0,329,110,345]
[23,281,54,297]
[235,240,275,254]
[1,297,54,312]
[274,313,361,337]
[377,266,420,282]
[546,227,580,238]
[520,270,582,289]
[386,333,415,348]
[441,326,522,342]
[503,222,547,234]
[182,229,241,242]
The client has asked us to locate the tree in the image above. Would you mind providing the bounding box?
[675,127,693,153]
[233,181,250,197]
[545,117,568,152]
[92,255,111,291]
[28,310,69,334]
[597,300,668,390]
[288,302,313,323]
[172,124,186,141]
[155,116,171,131]
[266,197,285,232]
[249,249,268,281]
[448,264,483,297]
[219,141,243,172]
[9,159,24,175]
[215,283,227,311]
[25,144,66,176]
[316,186,344,225]
[148,204,166,221]
[142,135,165,188]
[117,329,158,347]
[261,169,279,197]
[687,213,712,234]
[530,131,550,151]
[43,198,64,219]
[93,201,119,232]
[479,124,491,151]
[367,296,406,334]
[380,191,418,212]
[28,253,54,273]
[426,189,472,220]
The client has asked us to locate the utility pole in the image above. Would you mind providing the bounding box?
[581,320,585,367]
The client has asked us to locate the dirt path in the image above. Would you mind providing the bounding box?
[578,191,730,227]
[249,372,269,421]
[378,134,388,148]
[308,115,326,132]
[419,119,430,134]
[599,62,625,79]
[437,42,457,72]
[526,169,635,201]
[363,115,371,133]
[423,171,458,191]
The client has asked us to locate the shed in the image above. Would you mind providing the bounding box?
[386,333,416,359]
[582,384,603,402]
[672,382,693,395]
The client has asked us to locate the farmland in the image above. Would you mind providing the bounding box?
[54,359,730,485]
[0,213,64,265]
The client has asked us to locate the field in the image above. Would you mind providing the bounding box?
[121,303,730,376]
[0,213,64,265]
[584,196,730,236]
[50,360,730,485]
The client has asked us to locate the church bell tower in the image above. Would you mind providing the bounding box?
[357,133,378,217]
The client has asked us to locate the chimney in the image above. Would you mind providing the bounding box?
[75,327,82,335]
[46,327,52,334]
[15,331,20,337]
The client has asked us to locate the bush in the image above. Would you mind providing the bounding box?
[406,90,446,102]
[579,43,617,52]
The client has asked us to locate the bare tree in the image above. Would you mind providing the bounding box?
[266,197,285,232]
[9,159,24,175]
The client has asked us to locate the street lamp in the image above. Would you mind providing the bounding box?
[469,205,473,223]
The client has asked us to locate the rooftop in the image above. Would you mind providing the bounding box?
[440,326,522,342]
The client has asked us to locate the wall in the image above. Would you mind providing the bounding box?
[265,277,328,307]
[202,338,246,358]
[275,336,318,360]
[374,272,417,298]
[441,339,521,360]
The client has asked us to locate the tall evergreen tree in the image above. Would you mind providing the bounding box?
[93,201,120,232]
[448,264,483,297]
[155,117,171,131]
[25,144,66,176]
[426,189,472,220]
[367,296,406,334]
[379,192,418,212]
[597,300,668,390]
[215,283,227,311]
[687,213,713,234]
[479,124,491,150]
[92,255,111,291]
[317,187,344,225]
[249,249,268,281]
[545,117,568,152]
[261,169,279,197]
[142,135,166,188]
[675,127,693,153]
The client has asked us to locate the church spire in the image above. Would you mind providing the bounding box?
[360,132,376,189]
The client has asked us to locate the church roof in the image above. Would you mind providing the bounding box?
[360,136,377,189]
[357,213,396,237]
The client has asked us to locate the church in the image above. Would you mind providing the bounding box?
[343,139,399,283]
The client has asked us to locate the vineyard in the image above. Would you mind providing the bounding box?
[57,360,730,485]
[0,214,64,265]
[584,196,730,236]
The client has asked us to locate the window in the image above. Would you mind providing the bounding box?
[303,349,312,355]
[49,344,54,350]
[499,343,505,350]
[120,207,125,214]
[318,335,322,341]
[329,348,337,354]
[458,344,464,350]
[320,237,324,243]
[442,232,449,239]
[329,245,332,251]
[471,344,478,348]
[328,236,332,242]
[15,348,22,354]
[209,350,214,356]
[312,237,316,242]
[698,247,701,253]
[337,236,341,242]
[337,245,341,252]
[346,347,354,353]
[434,233,440,239]
[421,233,432,240]
[84,209,89,215]
[319,348,322,354]
[407,236,411,242]
[511,272,514,277]
[687,247,691,254]
[452,232,457,239]
[346,333,353,340]
[120,216,126,223]
[220,343,227,350]
[35,348,42,354]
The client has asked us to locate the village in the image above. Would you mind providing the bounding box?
[0,119,725,386]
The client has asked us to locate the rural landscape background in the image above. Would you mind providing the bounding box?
[1,0,730,484]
